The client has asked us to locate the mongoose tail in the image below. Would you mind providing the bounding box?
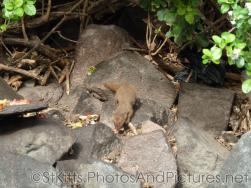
[103,82,120,92]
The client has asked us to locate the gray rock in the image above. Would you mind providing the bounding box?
[0,77,23,100]
[72,90,103,116]
[117,130,177,188]
[178,82,234,137]
[56,86,87,118]
[221,132,239,143]
[84,51,176,112]
[0,102,47,118]
[72,24,131,87]
[0,117,75,165]
[57,86,105,120]
[56,159,141,188]
[132,99,169,126]
[67,26,176,129]
[18,83,63,106]
[0,152,68,188]
[174,118,229,188]
[23,79,36,87]
[139,120,166,134]
[45,109,65,122]
[208,132,251,188]
[68,123,121,162]
[81,51,176,129]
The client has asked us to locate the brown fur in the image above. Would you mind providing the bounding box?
[104,82,136,131]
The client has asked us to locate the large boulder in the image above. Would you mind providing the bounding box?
[208,131,251,188]
[178,82,234,137]
[0,117,75,165]
[174,118,229,188]
[117,130,177,188]
[58,25,131,118]
[0,152,69,188]
[60,26,176,127]
[56,159,141,188]
[138,120,166,134]
[84,51,176,108]
[83,51,176,128]
[18,83,63,106]
[71,24,131,87]
[71,89,103,117]
[66,123,121,162]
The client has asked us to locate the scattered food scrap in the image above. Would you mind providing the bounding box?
[9,99,31,106]
[67,114,100,129]
[0,99,9,111]
[0,99,31,111]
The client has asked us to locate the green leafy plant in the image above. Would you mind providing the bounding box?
[1,0,36,32]
[141,0,251,93]
[202,32,246,65]
[202,0,251,93]
[140,0,202,45]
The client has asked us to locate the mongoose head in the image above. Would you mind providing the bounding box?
[112,111,128,131]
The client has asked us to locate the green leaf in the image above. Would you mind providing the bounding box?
[0,24,7,32]
[236,57,245,68]
[235,42,246,50]
[177,7,186,15]
[4,2,14,10]
[242,79,251,93]
[26,0,35,5]
[87,66,96,75]
[219,41,226,49]
[3,8,14,19]
[157,9,176,24]
[212,59,220,64]
[202,49,212,57]
[217,0,227,3]
[24,4,36,16]
[212,35,222,45]
[245,63,251,71]
[202,54,207,59]
[14,7,24,17]
[228,58,234,65]
[185,13,194,24]
[220,4,230,13]
[202,59,209,64]
[211,46,222,60]
[226,46,233,57]
[14,0,23,8]
[221,32,235,44]
[3,0,11,3]
[186,6,193,12]
[246,71,251,77]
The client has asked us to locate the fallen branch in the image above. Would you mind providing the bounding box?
[0,63,41,81]
[3,37,59,59]
[13,0,85,64]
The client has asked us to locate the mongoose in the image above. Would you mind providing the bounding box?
[104,82,136,132]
